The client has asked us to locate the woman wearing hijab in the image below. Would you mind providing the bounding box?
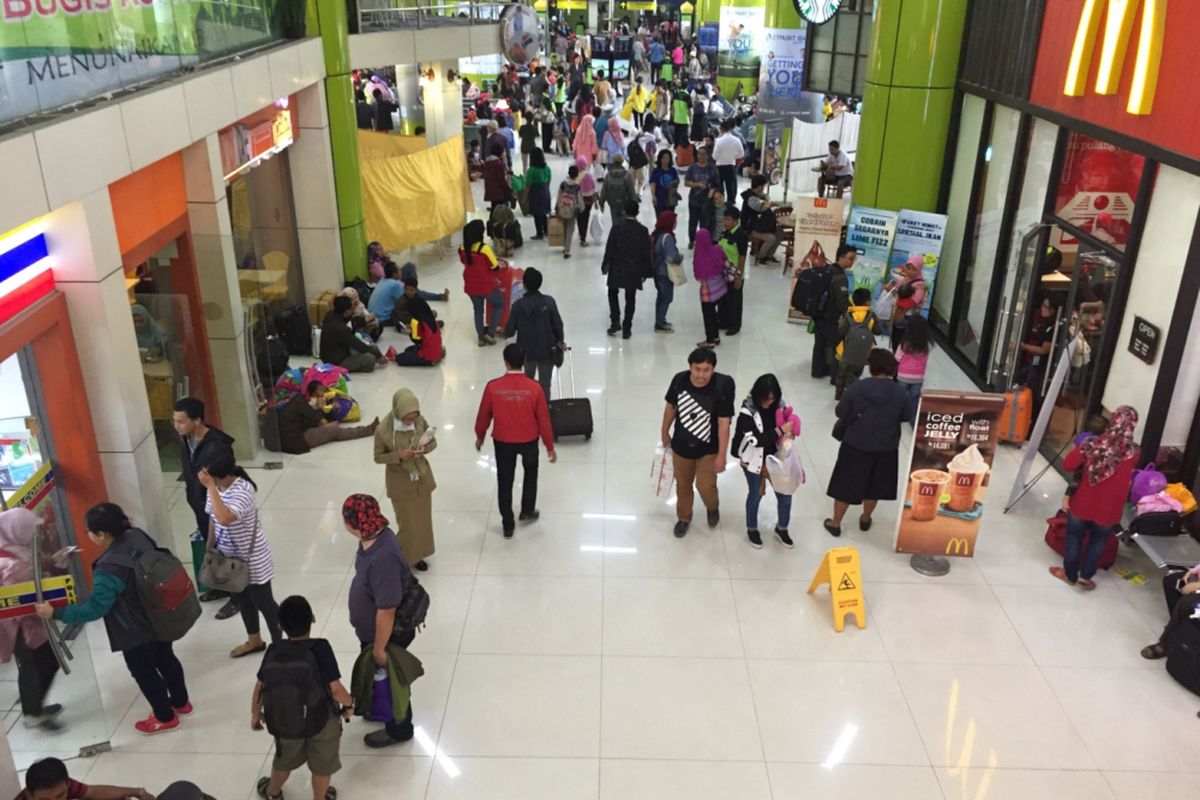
[693,228,728,348]
[652,211,681,333]
[341,494,418,748]
[1051,406,1140,590]
[373,390,437,571]
[525,148,553,241]
[690,97,708,144]
[575,155,597,247]
[0,509,62,728]
[131,304,167,359]
[600,116,625,167]
[459,220,504,347]
[573,112,598,165]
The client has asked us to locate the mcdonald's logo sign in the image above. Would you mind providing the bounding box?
[1063,0,1167,115]
[945,538,971,557]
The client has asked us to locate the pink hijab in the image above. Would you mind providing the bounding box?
[693,229,725,279]
[0,509,48,661]
[574,114,598,161]
[575,155,597,196]
[606,116,625,150]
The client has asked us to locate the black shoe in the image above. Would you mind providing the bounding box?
[673,520,689,538]
[775,527,794,549]
[823,519,842,537]
[725,328,740,336]
[503,525,515,539]
[414,560,429,571]
[706,508,720,527]
[607,326,620,336]
[622,331,632,339]
[215,600,240,620]
[199,590,227,603]
[654,324,674,333]
[747,529,763,549]
[518,510,540,523]
[364,729,409,748]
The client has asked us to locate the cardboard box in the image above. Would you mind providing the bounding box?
[547,217,565,247]
[308,291,337,326]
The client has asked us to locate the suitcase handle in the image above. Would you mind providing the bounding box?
[555,346,575,400]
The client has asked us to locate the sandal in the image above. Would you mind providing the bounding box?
[823,519,842,537]
[1077,578,1097,591]
[1141,643,1167,660]
[256,777,283,800]
[325,788,337,800]
[231,641,266,659]
[696,340,717,349]
[215,600,240,620]
[859,516,872,532]
[1048,566,1075,585]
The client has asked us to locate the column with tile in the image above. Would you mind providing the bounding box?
[291,82,348,295]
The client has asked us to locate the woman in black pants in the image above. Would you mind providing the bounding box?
[36,503,192,735]
[198,452,281,658]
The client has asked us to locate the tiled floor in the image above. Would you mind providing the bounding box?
[5,156,1198,799]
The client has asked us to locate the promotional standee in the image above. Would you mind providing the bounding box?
[787,197,844,323]
[888,210,948,316]
[758,28,808,117]
[717,6,766,82]
[895,391,1006,572]
[845,207,898,298]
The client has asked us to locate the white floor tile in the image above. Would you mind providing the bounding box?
[768,763,944,799]
[460,575,602,655]
[935,766,1116,800]
[602,577,742,657]
[600,759,772,800]
[426,757,599,799]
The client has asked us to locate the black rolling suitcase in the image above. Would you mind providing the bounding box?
[549,348,593,441]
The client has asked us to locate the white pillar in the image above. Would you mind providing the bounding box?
[291,82,346,295]
[49,192,171,545]
[182,136,261,471]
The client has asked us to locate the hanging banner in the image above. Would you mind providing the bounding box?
[758,28,808,116]
[844,206,897,298]
[895,391,1007,558]
[787,196,845,323]
[717,6,765,81]
[888,210,948,316]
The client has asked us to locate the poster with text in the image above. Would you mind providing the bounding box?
[844,206,897,299]
[787,196,845,323]
[718,6,765,80]
[895,391,1006,558]
[889,210,948,317]
[758,28,807,116]
[1052,130,1143,252]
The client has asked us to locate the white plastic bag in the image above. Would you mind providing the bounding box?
[765,439,806,495]
[589,212,605,243]
[651,444,675,497]
[872,288,897,322]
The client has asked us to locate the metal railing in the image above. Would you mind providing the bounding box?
[353,0,508,33]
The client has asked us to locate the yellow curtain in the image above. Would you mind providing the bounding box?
[359,133,476,252]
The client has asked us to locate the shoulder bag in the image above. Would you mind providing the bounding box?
[199,511,259,594]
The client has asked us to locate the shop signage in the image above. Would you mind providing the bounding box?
[1062,0,1165,115]
[718,5,765,81]
[219,100,296,182]
[0,575,76,621]
[1031,1,1200,161]
[794,0,843,25]
[0,222,53,324]
[844,206,897,298]
[1128,315,1160,364]
[787,196,844,323]
[0,0,282,127]
[758,28,808,116]
[888,210,948,316]
[895,391,1006,559]
[1052,131,1142,251]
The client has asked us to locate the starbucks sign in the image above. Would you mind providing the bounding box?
[794,0,842,25]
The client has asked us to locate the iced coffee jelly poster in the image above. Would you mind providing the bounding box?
[894,391,1005,559]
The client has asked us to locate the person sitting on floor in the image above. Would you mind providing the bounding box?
[276,381,379,455]
[18,755,154,800]
[1141,564,1200,661]
[320,295,386,373]
[393,278,445,367]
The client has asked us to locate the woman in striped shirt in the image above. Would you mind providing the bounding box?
[199,453,280,657]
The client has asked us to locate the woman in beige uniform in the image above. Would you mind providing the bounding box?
[373,388,437,571]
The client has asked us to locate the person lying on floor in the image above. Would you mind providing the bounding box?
[276,381,379,454]
[1142,564,1200,661]
[393,278,445,367]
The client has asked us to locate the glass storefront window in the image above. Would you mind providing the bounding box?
[228,150,307,314]
[805,1,873,97]
[1052,131,1145,253]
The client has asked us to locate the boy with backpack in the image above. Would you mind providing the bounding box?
[252,596,352,800]
[834,288,878,400]
[556,167,583,259]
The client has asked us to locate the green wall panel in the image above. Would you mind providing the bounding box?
[891,0,968,88]
[851,82,892,208]
[874,86,955,212]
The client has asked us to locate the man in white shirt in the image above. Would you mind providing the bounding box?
[815,139,854,198]
[712,120,745,206]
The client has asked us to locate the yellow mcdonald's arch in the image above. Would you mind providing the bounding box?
[945,538,971,557]
[1063,0,1166,115]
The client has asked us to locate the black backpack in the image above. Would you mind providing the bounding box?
[1166,609,1200,697]
[274,305,311,357]
[841,312,877,368]
[347,277,373,308]
[791,265,835,318]
[259,641,332,739]
[627,138,649,169]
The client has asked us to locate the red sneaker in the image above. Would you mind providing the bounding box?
[134,714,180,735]
[173,702,194,716]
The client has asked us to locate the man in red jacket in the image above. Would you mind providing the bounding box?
[475,344,557,537]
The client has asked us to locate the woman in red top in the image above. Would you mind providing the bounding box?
[459,220,505,347]
[1051,405,1140,590]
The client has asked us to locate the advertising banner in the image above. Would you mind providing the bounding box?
[888,210,948,316]
[787,196,844,323]
[0,0,283,126]
[717,6,765,80]
[895,391,1007,558]
[759,118,785,182]
[844,206,897,298]
[758,28,807,116]
[1051,131,1143,252]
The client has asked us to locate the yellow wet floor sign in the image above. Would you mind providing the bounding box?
[807,546,866,632]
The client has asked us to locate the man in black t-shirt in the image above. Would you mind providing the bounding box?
[661,348,735,538]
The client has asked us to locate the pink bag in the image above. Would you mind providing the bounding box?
[1136,491,1184,516]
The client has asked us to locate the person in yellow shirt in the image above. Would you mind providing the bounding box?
[627,76,650,129]
[834,288,879,400]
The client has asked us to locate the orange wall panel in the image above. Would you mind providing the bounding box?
[108,153,188,257]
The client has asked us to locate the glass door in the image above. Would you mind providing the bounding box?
[130,240,216,474]
[989,224,1050,391]
[0,350,110,766]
